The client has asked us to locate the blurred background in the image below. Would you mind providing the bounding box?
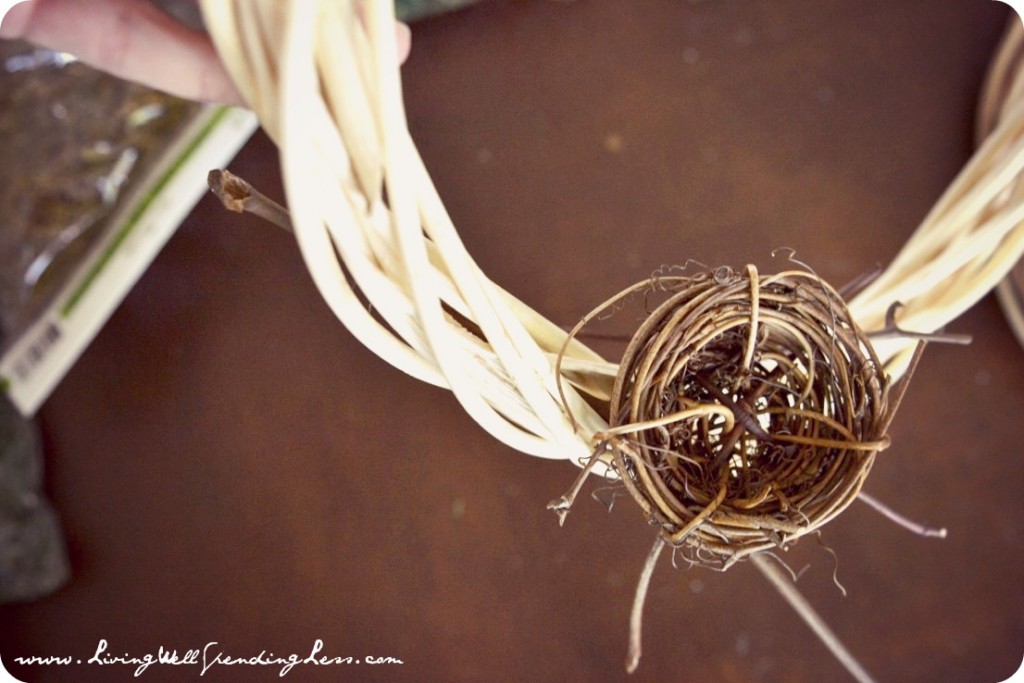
[0,1,1022,681]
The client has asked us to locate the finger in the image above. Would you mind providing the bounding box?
[1,0,245,105]
[0,1,412,105]
[396,20,412,64]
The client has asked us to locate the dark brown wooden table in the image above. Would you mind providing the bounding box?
[2,2,1021,681]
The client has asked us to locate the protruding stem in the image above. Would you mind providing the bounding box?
[857,491,947,538]
[838,265,883,300]
[208,169,293,232]
[752,553,877,683]
[546,446,608,526]
[626,535,666,674]
[867,302,972,345]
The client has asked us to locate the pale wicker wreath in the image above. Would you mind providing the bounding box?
[197,2,1024,678]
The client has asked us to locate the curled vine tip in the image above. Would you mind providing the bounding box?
[868,302,972,345]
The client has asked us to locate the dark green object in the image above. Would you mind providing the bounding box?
[395,0,482,22]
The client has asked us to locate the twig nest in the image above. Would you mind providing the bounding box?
[602,266,893,568]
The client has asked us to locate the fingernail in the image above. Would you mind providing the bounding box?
[396,22,411,43]
[396,21,411,63]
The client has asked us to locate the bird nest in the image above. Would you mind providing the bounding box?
[593,267,891,568]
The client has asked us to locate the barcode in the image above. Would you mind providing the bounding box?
[12,321,62,383]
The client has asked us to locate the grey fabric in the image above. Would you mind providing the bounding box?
[0,397,68,603]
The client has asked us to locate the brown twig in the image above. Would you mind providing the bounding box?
[867,302,972,345]
[753,553,877,683]
[207,169,293,232]
[626,535,666,674]
[857,491,947,538]
[837,265,884,300]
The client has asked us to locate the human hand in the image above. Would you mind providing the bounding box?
[0,0,412,106]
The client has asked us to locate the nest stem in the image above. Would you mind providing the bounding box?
[208,169,293,232]
[626,535,666,674]
[857,491,948,538]
[752,553,877,683]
